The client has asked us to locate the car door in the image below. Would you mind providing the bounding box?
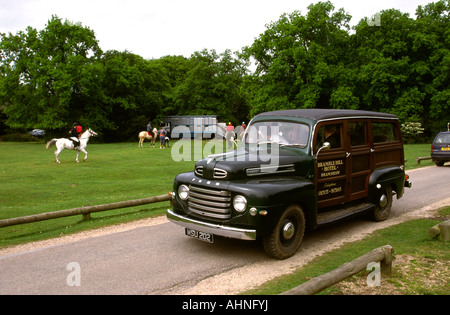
[314,121,347,209]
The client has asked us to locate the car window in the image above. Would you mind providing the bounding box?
[435,133,450,144]
[349,122,367,146]
[372,122,397,143]
[316,124,342,150]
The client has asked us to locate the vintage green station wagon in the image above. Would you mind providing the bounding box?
[167,109,412,259]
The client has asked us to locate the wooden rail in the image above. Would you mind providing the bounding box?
[281,245,394,295]
[416,156,431,165]
[0,194,172,228]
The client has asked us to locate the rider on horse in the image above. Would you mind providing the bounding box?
[147,121,152,134]
[70,122,82,148]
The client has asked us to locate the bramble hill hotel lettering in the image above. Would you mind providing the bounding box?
[317,159,345,200]
[318,159,344,178]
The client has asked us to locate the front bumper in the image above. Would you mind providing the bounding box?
[166,209,257,241]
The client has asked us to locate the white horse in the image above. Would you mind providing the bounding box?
[138,128,157,148]
[46,128,98,164]
[225,131,237,150]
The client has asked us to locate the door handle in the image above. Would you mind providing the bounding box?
[346,152,351,158]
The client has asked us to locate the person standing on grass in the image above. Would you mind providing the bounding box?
[158,127,167,148]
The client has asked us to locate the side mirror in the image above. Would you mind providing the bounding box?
[315,142,330,161]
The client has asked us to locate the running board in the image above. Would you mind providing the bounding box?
[317,203,375,226]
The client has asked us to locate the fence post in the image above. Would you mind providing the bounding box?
[429,219,450,241]
[380,245,394,277]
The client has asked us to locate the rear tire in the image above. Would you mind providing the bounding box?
[371,188,392,222]
[263,205,305,260]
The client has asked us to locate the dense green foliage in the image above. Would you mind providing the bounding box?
[0,1,448,141]
[243,0,449,136]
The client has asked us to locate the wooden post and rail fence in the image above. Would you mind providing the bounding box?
[281,245,394,295]
[0,193,172,228]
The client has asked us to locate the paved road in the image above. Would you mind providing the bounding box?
[1,165,449,294]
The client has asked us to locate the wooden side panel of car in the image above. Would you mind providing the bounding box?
[370,119,405,169]
[314,118,404,210]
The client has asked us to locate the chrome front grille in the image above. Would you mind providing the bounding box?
[188,185,231,219]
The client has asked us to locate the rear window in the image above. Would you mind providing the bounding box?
[372,122,397,143]
[434,133,450,144]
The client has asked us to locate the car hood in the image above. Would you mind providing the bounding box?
[194,146,313,180]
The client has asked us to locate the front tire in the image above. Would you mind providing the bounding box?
[263,205,305,260]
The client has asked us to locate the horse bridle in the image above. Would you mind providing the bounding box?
[80,129,96,139]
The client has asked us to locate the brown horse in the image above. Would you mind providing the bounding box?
[138,128,157,148]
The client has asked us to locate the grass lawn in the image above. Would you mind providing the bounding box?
[403,143,434,169]
[0,140,229,247]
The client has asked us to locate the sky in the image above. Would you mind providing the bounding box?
[0,0,431,60]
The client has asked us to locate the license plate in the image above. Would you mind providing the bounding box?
[185,228,214,243]
[442,147,450,151]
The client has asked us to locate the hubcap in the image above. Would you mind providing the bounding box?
[380,194,387,208]
[282,221,295,240]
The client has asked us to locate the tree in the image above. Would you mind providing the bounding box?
[0,16,102,130]
[414,0,449,134]
[242,1,353,116]
[243,0,448,138]
[99,50,170,141]
[169,49,250,124]
[153,55,191,115]
[354,9,419,118]
[353,1,449,135]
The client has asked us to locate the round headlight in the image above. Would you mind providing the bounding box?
[178,184,189,200]
[233,195,247,212]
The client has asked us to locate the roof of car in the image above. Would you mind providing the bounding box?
[256,109,398,121]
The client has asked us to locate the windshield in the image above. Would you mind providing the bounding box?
[244,121,310,148]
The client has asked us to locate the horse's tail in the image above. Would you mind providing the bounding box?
[46,139,57,149]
